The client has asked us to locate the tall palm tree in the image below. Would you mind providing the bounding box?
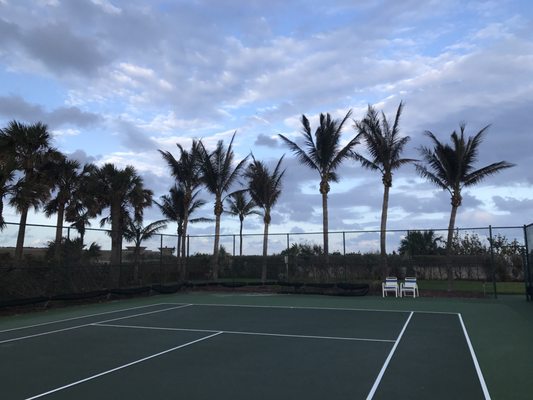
[355,102,416,268]
[225,191,260,256]
[416,123,514,286]
[159,140,203,259]
[44,156,82,263]
[1,121,59,265]
[244,155,285,282]
[198,133,249,279]
[94,163,153,265]
[279,110,358,258]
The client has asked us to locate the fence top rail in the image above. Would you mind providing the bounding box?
[4,221,524,239]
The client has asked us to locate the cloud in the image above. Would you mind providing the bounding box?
[254,133,280,148]
[0,95,101,127]
[67,149,99,165]
[113,118,157,152]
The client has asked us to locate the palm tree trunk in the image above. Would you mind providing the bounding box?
[134,243,140,282]
[181,217,189,281]
[15,207,28,267]
[380,184,390,274]
[0,197,5,230]
[110,202,121,266]
[239,218,243,256]
[446,204,459,291]
[261,220,269,283]
[54,203,65,264]
[321,190,329,259]
[212,197,222,280]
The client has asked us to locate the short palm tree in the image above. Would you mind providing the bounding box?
[0,168,14,230]
[198,133,249,279]
[225,191,260,256]
[244,155,285,282]
[156,184,210,278]
[355,102,415,267]
[159,139,203,259]
[65,163,99,247]
[1,120,59,265]
[398,230,444,256]
[0,130,15,230]
[279,110,358,258]
[94,163,153,265]
[416,124,514,286]
[123,218,167,280]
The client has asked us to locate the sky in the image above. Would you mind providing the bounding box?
[1,0,532,254]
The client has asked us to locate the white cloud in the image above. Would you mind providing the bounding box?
[91,0,121,15]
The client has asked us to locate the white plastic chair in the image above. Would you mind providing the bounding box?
[382,277,399,297]
[400,277,419,298]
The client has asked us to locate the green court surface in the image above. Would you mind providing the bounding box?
[1,293,532,399]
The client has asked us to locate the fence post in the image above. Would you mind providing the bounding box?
[233,235,236,256]
[343,232,346,256]
[524,225,531,301]
[67,227,70,241]
[489,225,497,299]
[187,235,190,258]
[159,234,163,277]
[286,234,290,253]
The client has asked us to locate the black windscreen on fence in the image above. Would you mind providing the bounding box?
[525,223,533,301]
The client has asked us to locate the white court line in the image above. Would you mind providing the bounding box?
[161,302,459,315]
[458,314,491,400]
[92,322,396,343]
[0,304,192,345]
[0,303,167,334]
[24,331,223,400]
[366,311,414,400]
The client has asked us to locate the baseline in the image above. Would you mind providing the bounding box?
[161,302,458,315]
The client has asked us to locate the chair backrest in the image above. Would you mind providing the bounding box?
[404,277,417,287]
[385,277,398,286]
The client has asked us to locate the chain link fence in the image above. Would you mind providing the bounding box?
[0,221,528,305]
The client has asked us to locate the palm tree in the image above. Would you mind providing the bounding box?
[65,163,99,247]
[0,168,14,230]
[156,184,210,278]
[279,110,358,258]
[416,123,514,286]
[355,102,416,269]
[225,191,260,256]
[44,156,82,263]
[94,163,153,265]
[159,140,203,259]
[123,218,167,280]
[1,121,59,265]
[244,155,285,282]
[198,133,249,279]
[398,230,444,256]
[0,132,15,230]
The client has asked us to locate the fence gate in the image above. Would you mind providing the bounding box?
[525,224,533,301]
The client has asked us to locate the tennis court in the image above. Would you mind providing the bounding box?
[1,298,489,400]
